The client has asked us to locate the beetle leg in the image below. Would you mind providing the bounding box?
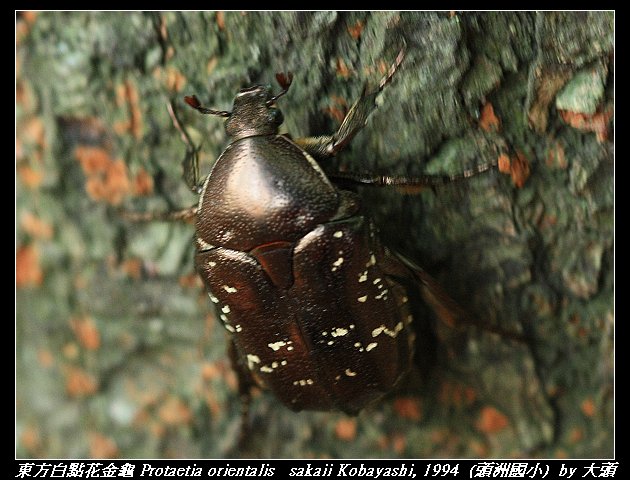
[328,161,498,193]
[167,100,204,194]
[295,49,404,161]
[227,339,255,451]
[383,249,527,343]
[118,205,197,223]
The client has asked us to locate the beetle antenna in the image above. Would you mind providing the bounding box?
[267,72,294,106]
[184,95,231,117]
[378,47,405,92]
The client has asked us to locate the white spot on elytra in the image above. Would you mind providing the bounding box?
[350,324,355,329]
[222,285,237,293]
[321,331,328,336]
[268,340,288,351]
[401,296,409,304]
[221,305,230,314]
[293,379,314,386]
[357,295,368,303]
[235,324,242,333]
[345,368,357,377]
[287,346,294,351]
[281,360,288,366]
[225,325,235,333]
[220,314,228,322]
[375,289,389,300]
[358,271,368,283]
[208,293,220,304]
[260,366,273,373]
[406,314,413,325]
[208,261,216,267]
[327,340,334,346]
[331,257,344,272]
[373,278,382,285]
[366,342,378,352]
[331,327,349,337]
[371,322,404,338]
[246,354,260,370]
[366,254,376,267]
[333,231,343,238]
[335,375,341,381]
[197,237,214,250]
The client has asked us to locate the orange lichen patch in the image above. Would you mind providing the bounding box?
[16,80,36,111]
[86,159,131,205]
[20,212,54,240]
[75,146,112,175]
[89,432,119,458]
[216,11,225,30]
[17,165,43,189]
[16,244,43,287]
[224,366,239,392]
[16,13,37,43]
[155,66,187,92]
[76,146,132,205]
[546,142,568,169]
[70,315,101,351]
[555,449,569,459]
[20,424,41,455]
[65,366,99,397]
[334,418,357,441]
[323,95,349,123]
[158,396,193,426]
[200,362,222,381]
[510,151,530,188]
[347,20,364,39]
[207,56,219,75]
[497,153,511,173]
[22,11,38,24]
[479,103,501,132]
[336,58,352,79]
[37,348,55,368]
[21,116,46,147]
[391,433,407,455]
[498,151,530,188]
[439,380,476,408]
[470,440,489,458]
[476,406,509,434]
[581,397,596,417]
[559,108,613,142]
[569,427,584,443]
[114,80,144,138]
[393,396,422,421]
[179,272,202,289]
[120,258,142,280]
[377,59,389,75]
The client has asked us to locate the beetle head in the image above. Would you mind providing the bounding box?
[186,73,293,142]
[224,85,285,140]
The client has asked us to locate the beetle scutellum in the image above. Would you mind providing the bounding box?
[126,50,519,436]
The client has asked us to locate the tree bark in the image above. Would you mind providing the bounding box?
[16,11,613,458]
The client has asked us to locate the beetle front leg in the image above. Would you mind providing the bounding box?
[295,49,404,161]
[167,101,204,194]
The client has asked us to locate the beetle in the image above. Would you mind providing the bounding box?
[126,50,516,424]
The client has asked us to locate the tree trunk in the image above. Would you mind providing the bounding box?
[16,11,613,458]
